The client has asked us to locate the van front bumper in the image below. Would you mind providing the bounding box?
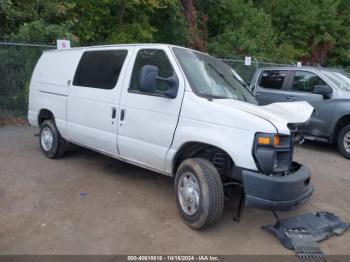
[242,164,314,211]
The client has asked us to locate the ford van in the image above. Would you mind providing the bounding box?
[28,44,314,229]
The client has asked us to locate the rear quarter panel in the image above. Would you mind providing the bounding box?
[28,50,82,138]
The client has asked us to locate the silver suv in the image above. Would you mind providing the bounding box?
[251,67,350,159]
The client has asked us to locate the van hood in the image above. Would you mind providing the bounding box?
[214,100,314,134]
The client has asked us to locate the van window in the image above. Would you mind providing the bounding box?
[73,50,128,89]
[129,49,176,95]
[259,70,287,89]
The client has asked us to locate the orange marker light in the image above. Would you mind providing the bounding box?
[273,135,280,146]
[258,137,270,145]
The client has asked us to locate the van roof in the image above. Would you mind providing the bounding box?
[44,43,194,53]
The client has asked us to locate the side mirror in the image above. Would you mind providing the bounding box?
[313,85,333,99]
[139,65,178,99]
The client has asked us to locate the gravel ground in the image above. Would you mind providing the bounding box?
[0,125,349,255]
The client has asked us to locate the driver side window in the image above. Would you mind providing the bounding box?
[129,49,176,95]
[291,71,326,93]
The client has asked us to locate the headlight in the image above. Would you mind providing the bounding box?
[256,133,281,147]
[253,133,292,175]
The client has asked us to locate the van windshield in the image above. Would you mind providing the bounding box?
[173,47,257,104]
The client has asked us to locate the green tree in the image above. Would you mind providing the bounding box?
[179,0,207,51]
[152,0,189,46]
[0,0,74,43]
[207,0,277,60]
[255,0,342,65]
[68,0,184,45]
[327,0,350,67]
[1,0,349,67]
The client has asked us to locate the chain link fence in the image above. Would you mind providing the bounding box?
[221,58,294,83]
[0,42,55,119]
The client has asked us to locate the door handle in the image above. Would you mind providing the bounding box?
[120,109,125,121]
[286,96,296,101]
[111,107,116,119]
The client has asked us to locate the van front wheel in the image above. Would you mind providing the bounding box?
[175,158,224,229]
[39,120,66,158]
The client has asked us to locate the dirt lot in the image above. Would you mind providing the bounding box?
[0,125,350,255]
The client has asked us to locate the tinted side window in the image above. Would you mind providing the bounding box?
[259,70,287,89]
[291,71,326,93]
[129,49,176,94]
[73,50,128,89]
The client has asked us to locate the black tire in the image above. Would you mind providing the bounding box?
[39,119,66,158]
[337,124,350,159]
[174,158,224,229]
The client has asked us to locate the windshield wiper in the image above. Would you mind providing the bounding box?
[199,93,228,100]
[208,63,225,77]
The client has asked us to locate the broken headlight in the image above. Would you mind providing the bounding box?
[253,133,292,175]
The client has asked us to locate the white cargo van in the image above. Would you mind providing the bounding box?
[28,44,314,229]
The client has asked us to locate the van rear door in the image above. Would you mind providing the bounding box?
[67,47,133,155]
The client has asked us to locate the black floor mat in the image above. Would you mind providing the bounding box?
[262,211,349,261]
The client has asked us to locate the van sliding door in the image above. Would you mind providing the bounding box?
[67,47,133,155]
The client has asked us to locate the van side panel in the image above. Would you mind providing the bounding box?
[28,50,83,138]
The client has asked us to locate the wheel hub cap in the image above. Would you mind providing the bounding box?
[344,131,350,153]
[178,172,200,216]
[41,127,53,151]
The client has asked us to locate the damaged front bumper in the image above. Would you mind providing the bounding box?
[242,163,314,211]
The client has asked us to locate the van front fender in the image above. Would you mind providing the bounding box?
[164,118,259,175]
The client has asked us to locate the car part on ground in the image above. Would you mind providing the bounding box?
[262,211,349,260]
[286,229,325,261]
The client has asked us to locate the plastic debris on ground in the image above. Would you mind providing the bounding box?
[262,211,349,261]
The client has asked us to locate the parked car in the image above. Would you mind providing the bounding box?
[28,44,314,229]
[251,67,350,159]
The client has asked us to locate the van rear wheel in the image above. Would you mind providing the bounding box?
[175,158,224,229]
[338,124,350,159]
[39,119,66,158]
